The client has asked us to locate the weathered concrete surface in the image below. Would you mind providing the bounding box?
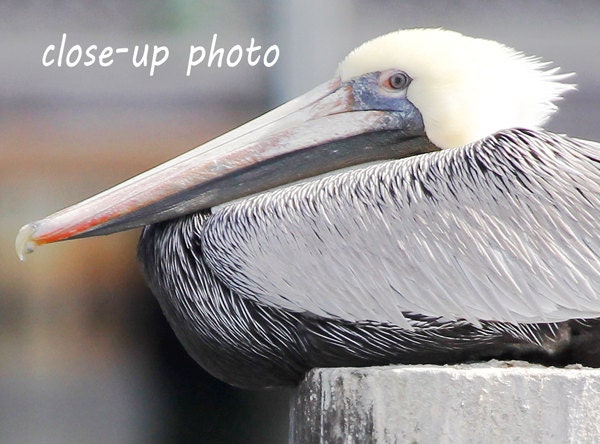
[290,361,600,443]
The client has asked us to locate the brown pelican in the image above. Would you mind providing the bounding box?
[17,29,600,388]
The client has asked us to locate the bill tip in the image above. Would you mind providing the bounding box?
[16,223,39,261]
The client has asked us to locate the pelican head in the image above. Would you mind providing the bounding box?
[17,28,573,255]
[339,29,573,149]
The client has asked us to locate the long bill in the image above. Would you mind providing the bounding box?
[17,76,437,259]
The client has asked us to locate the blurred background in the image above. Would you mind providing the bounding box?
[2,1,599,443]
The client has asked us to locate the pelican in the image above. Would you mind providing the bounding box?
[17,29,600,388]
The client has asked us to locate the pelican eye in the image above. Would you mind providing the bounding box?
[386,71,411,90]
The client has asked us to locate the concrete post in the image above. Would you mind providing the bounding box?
[290,361,600,443]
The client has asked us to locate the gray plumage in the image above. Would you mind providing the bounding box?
[139,128,600,388]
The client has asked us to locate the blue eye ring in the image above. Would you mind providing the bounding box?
[386,71,411,90]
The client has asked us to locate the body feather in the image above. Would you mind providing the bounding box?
[202,129,600,326]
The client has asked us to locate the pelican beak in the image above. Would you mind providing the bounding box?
[17,75,437,258]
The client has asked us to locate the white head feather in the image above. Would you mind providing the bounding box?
[338,29,574,149]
